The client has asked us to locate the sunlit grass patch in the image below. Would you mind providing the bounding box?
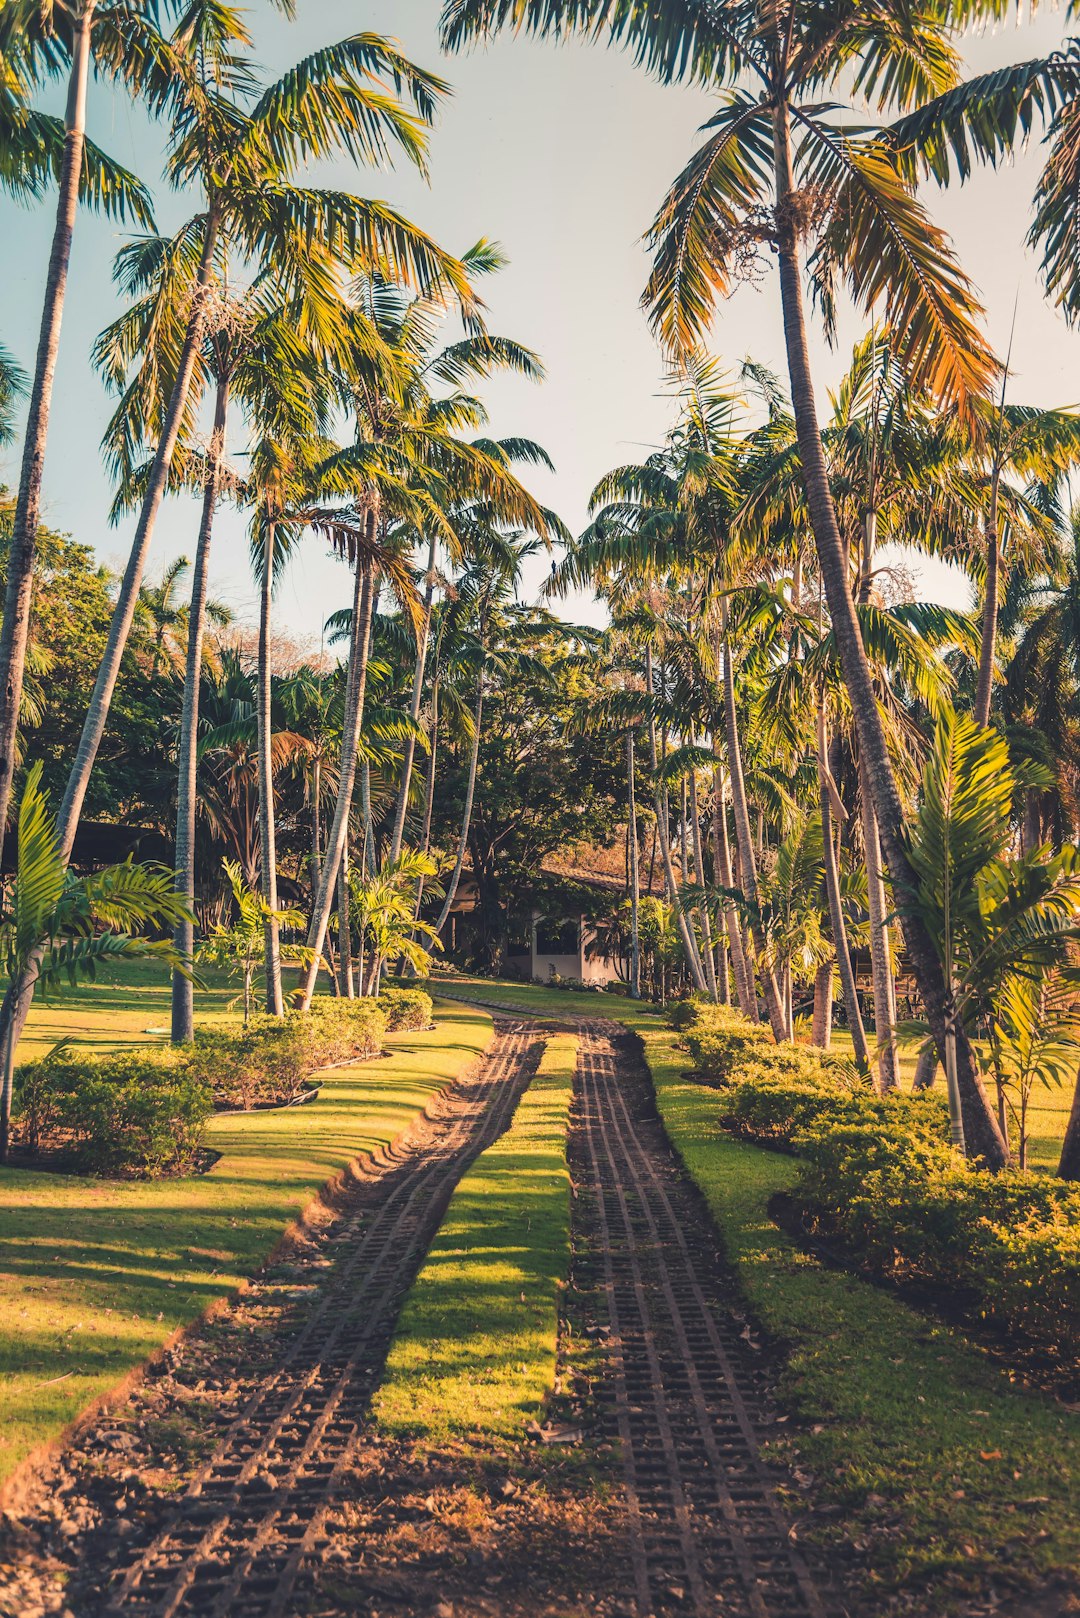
[0,968,493,1488]
[374,1032,577,1442]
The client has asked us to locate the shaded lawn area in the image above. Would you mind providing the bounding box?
[374,1033,576,1444]
[433,977,1080,1603]
[0,970,493,1489]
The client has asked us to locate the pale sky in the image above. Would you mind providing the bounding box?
[1,1,1076,645]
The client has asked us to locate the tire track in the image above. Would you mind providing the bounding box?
[82,1020,543,1618]
[572,1019,830,1618]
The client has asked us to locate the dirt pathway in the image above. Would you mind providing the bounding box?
[0,1021,543,1618]
[2,1012,834,1618]
[573,1020,829,1618]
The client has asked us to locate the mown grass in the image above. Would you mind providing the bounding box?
[0,966,493,1488]
[374,1033,576,1443]
[435,977,1080,1606]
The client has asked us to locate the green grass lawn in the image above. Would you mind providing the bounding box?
[433,977,1080,1606]
[374,1033,576,1443]
[0,966,493,1490]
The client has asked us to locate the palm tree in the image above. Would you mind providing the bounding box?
[0,5,474,1057]
[198,858,311,1024]
[430,533,549,945]
[441,0,1009,1164]
[135,555,232,675]
[906,706,1080,1158]
[0,345,26,445]
[349,848,443,995]
[0,1,156,872]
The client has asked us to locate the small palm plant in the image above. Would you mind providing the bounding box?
[0,763,195,1161]
[904,708,1080,1160]
[197,860,315,1025]
[348,849,443,996]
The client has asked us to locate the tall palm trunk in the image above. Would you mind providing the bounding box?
[1058,1064,1080,1179]
[974,469,1001,729]
[689,768,718,1001]
[0,203,224,1067]
[171,375,229,1044]
[389,532,436,862]
[299,546,376,1010]
[257,518,283,1017]
[722,618,786,1038]
[338,833,354,998]
[432,675,484,940]
[711,742,754,1016]
[817,705,870,1071]
[410,678,441,932]
[627,728,641,998]
[311,755,322,904]
[645,647,706,993]
[0,6,95,872]
[812,962,834,1048]
[772,102,1007,1165]
[858,755,900,1091]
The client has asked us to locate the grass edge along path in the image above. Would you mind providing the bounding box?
[0,1001,494,1497]
[373,1032,577,1443]
[432,979,1079,1608]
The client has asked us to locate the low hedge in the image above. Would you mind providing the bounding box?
[13,997,388,1175]
[798,1114,1080,1353]
[14,1051,211,1177]
[189,999,386,1110]
[377,987,433,1031]
[675,999,854,1089]
[673,1001,1080,1357]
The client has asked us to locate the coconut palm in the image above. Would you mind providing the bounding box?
[440,0,1010,1165]
[49,1,472,870]
[0,1,156,870]
[0,10,473,1058]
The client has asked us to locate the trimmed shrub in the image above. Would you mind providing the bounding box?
[698,1014,1080,1355]
[378,987,433,1031]
[12,998,390,1178]
[715,1057,872,1147]
[795,1111,1080,1351]
[191,1000,386,1110]
[13,1051,211,1177]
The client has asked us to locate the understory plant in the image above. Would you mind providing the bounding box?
[0,763,194,1162]
[903,707,1080,1164]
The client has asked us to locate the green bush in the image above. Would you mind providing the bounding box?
[14,1051,211,1177]
[715,1056,871,1147]
[12,998,389,1178]
[378,987,433,1031]
[191,1000,386,1110]
[702,1017,1080,1355]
